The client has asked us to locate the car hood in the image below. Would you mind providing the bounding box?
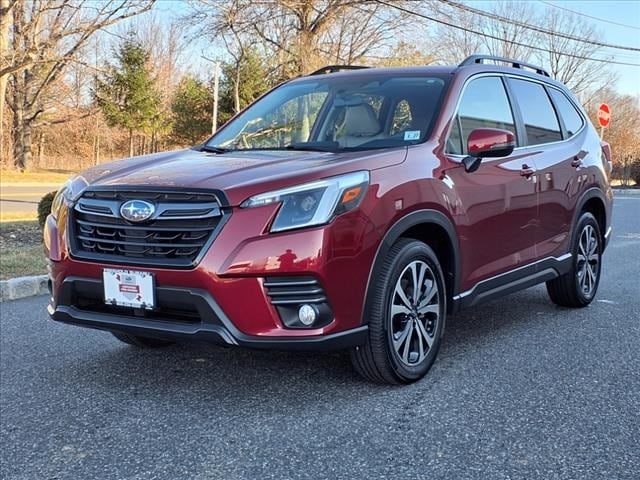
[77,147,406,205]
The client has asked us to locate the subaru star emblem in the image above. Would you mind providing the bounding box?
[120,200,155,222]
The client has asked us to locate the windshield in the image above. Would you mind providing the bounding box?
[205,74,448,152]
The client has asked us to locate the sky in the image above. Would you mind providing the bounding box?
[148,0,640,98]
[517,0,640,98]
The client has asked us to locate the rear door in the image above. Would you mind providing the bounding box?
[506,77,584,260]
[445,75,539,289]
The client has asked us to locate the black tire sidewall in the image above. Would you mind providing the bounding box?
[571,213,602,303]
[379,241,447,382]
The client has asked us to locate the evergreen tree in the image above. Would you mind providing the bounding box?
[170,76,213,145]
[218,49,271,125]
[96,36,161,157]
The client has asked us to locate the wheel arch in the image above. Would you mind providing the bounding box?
[573,187,607,247]
[361,209,460,323]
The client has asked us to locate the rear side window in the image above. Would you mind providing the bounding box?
[548,88,585,137]
[447,76,516,155]
[509,79,562,145]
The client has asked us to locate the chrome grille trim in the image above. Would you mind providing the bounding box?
[68,188,229,268]
[263,277,328,306]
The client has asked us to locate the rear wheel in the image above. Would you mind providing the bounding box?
[350,239,446,384]
[111,332,175,348]
[546,212,602,308]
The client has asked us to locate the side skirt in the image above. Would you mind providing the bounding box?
[452,254,573,311]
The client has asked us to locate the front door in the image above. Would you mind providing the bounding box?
[444,75,539,290]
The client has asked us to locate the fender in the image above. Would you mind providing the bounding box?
[361,209,461,324]
[571,187,608,248]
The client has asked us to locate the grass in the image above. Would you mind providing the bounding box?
[1,168,75,185]
[0,221,47,280]
[0,211,38,222]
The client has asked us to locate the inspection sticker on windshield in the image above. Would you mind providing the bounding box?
[404,130,420,141]
[103,269,155,310]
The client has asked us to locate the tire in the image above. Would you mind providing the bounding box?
[111,331,175,348]
[546,212,602,308]
[350,238,447,385]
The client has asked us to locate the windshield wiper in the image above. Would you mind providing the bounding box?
[285,141,339,153]
[198,145,233,154]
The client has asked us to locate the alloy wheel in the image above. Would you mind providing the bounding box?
[576,224,600,297]
[390,260,440,366]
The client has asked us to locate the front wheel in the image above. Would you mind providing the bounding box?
[546,212,602,308]
[350,239,446,385]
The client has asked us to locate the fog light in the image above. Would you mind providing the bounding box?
[298,304,318,326]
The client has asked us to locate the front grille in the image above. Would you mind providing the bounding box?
[69,188,229,268]
[263,277,327,305]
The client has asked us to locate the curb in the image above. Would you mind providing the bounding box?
[613,189,640,195]
[0,275,49,302]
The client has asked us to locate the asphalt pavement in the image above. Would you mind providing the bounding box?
[1,196,639,480]
[0,184,58,214]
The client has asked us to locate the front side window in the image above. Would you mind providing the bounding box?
[509,78,562,145]
[206,75,447,152]
[447,76,516,155]
[548,88,585,137]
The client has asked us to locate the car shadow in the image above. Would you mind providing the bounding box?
[56,285,564,405]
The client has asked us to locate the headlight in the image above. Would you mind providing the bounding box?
[241,171,369,232]
[50,176,88,219]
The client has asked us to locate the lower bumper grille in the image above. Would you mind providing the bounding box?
[263,277,327,305]
[263,276,333,328]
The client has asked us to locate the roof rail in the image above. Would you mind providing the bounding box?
[459,54,550,77]
[308,65,370,76]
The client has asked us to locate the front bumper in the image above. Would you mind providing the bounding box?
[46,188,380,346]
[49,277,368,351]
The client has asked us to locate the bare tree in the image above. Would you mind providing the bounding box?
[535,6,617,96]
[586,90,640,185]
[186,0,407,79]
[424,1,617,98]
[3,0,154,170]
[0,0,16,162]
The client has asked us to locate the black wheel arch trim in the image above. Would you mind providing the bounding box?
[572,187,608,249]
[362,209,461,323]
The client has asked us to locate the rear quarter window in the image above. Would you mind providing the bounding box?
[548,88,585,137]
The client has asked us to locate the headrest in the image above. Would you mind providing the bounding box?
[340,103,381,137]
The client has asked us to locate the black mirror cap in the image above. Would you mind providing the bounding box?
[462,155,482,173]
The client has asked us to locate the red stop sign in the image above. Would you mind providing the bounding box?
[597,103,611,128]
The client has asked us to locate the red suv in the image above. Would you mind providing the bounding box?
[45,55,613,384]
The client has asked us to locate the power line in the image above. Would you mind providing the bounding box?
[374,0,640,67]
[540,0,640,31]
[441,0,640,52]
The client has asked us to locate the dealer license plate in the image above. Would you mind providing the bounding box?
[103,269,155,310]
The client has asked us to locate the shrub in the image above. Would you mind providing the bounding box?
[630,159,640,186]
[38,191,57,228]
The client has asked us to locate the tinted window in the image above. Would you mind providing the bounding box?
[207,76,447,152]
[448,76,516,155]
[548,88,584,137]
[510,79,562,145]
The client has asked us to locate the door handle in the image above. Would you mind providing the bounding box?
[571,157,583,168]
[520,165,536,178]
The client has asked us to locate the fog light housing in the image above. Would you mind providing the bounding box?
[298,304,318,326]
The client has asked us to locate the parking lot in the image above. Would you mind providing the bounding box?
[1,195,638,480]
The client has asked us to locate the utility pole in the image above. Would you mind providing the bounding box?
[94,39,100,165]
[212,61,219,134]
[202,53,220,135]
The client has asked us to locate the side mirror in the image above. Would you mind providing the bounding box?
[462,128,516,173]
